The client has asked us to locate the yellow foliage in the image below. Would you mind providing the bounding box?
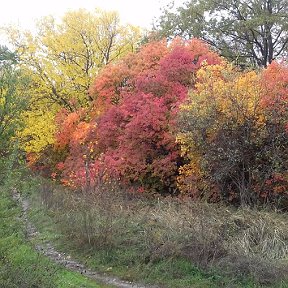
[19,109,56,153]
[193,64,263,124]
[178,63,265,195]
[4,8,141,155]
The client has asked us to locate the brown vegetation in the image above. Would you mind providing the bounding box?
[38,180,288,286]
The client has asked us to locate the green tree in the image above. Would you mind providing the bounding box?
[0,46,28,151]
[0,46,29,178]
[155,0,288,67]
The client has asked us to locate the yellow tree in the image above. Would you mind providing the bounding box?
[177,63,266,204]
[5,8,141,155]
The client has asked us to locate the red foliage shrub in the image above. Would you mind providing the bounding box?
[55,38,222,192]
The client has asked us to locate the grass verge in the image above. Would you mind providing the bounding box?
[0,177,111,288]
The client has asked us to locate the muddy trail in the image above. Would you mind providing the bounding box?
[12,190,158,288]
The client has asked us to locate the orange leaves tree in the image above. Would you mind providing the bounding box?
[56,38,221,192]
[178,62,288,206]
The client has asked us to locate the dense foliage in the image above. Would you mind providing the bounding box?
[178,62,288,206]
[0,46,29,180]
[52,38,287,206]
[54,38,221,193]
[2,7,287,207]
[5,9,140,155]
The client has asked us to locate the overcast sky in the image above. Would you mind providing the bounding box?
[0,0,184,31]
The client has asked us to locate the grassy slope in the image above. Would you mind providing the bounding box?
[0,180,111,288]
[26,177,288,288]
[28,207,226,288]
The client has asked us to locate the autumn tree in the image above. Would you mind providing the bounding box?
[4,8,141,156]
[155,0,288,67]
[178,62,288,206]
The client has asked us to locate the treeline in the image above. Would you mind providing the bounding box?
[1,3,287,207]
[47,39,288,207]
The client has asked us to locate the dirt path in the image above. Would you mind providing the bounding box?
[12,190,157,288]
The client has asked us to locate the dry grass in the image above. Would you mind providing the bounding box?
[38,180,288,286]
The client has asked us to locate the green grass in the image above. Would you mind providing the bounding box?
[52,244,260,288]
[0,182,110,288]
